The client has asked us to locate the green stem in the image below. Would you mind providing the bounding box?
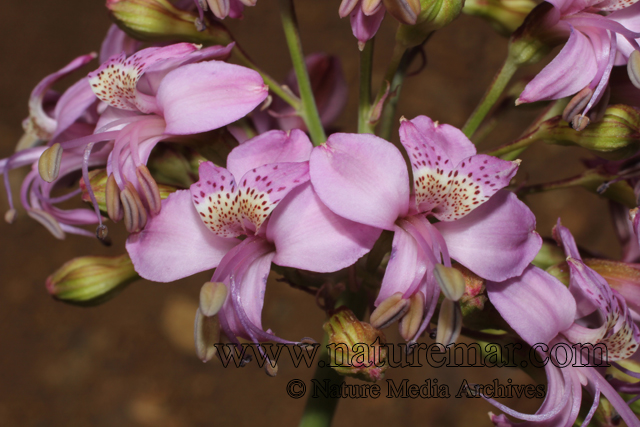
[462,57,518,139]
[298,336,343,427]
[233,47,301,110]
[358,40,375,134]
[278,0,326,145]
[370,42,407,125]
[378,47,418,141]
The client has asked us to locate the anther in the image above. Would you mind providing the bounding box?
[369,292,410,329]
[194,308,220,363]
[434,264,466,302]
[135,165,161,215]
[434,299,462,347]
[38,143,63,183]
[106,174,123,222]
[120,182,147,233]
[95,224,112,246]
[562,87,593,124]
[199,282,228,317]
[264,359,279,377]
[399,292,425,341]
[628,50,640,89]
[4,209,16,224]
[571,114,590,131]
[27,209,65,239]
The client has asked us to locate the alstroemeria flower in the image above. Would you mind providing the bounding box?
[310,115,541,341]
[53,42,268,233]
[516,0,640,123]
[126,130,378,346]
[486,221,640,426]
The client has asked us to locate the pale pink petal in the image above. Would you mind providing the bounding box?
[126,190,239,282]
[99,24,141,63]
[487,265,577,346]
[237,250,275,330]
[435,191,542,281]
[157,61,268,135]
[433,155,519,222]
[52,78,98,140]
[227,129,312,179]
[268,183,381,272]
[310,133,409,231]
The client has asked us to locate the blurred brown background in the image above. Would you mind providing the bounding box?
[0,1,620,426]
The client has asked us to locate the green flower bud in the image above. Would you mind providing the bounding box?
[463,0,536,37]
[396,0,464,48]
[107,0,232,45]
[323,307,388,382]
[46,255,138,306]
[80,169,176,213]
[531,105,640,159]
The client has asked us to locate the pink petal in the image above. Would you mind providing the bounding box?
[433,155,519,222]
[268,183,381,272]
[518,23,599,103]
[236,249,275,330]
[376,225,426,304]
[99,24,141,63]
[435,191,542,282]
[350,4,385,44]
[126,190,239,282]
[157,61,268,135]
[487,265,577,346]
[51,78,98,140]
[309,133,409,231]
[226,129,312,180]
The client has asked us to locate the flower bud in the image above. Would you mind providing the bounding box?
[323,307,388,382]
[46,254,138,305]
[463,0,536,37]
[107,0,232,45]
[530,105,640,160]
[396,0,464,47]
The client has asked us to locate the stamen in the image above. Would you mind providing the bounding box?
[120,182,147,233]
[136,165,162,215]
[628,50,640,89]
[4,209,16,224]
[434,264,466,301]
[562,87,593,123]
[82,142,105,232]
[399,292,425,341]
[106,174,123,222]
[194,308,220,363]
[571,114,590,131]
[27,208,65,239]
[199,281,229,317]
[434,299,462,347]
[369,292,411,329]
[95,224,111,246]
[37,143,63,183]
[264,358,278,377]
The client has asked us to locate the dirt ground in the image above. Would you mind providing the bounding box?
[0,1,620,426]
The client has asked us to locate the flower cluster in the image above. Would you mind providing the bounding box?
[6,0,640,425]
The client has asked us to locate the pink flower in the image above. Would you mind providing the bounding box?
[309,115,541,341]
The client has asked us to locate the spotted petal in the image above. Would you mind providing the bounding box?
[433,155,519,222]
[88,43,199,112]
[190,162,241,238]
[237,162,309,232]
